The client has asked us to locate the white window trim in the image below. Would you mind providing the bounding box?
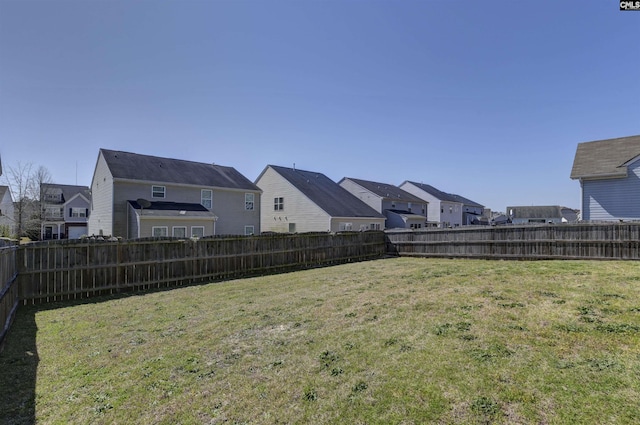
[71,207,87,218]
[245,193,255,211]
[152,185,166,199]
[201,189,212,209]
[191,226,205,238]
[339,222,353,231]
[274,197,284,211]
[172,226,187,237]
[244,225,255,236]
[152,226,168,237]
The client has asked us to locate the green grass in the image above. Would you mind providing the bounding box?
[2,258,640,424]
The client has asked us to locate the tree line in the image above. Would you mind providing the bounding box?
[1,161,52,240]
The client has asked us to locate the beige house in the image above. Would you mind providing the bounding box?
[88,149,261,239]
[0,186,15,237]
[255,165,385,233]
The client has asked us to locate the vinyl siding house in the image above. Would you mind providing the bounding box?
[41,183,91,240]
[256,165,386,233]
[88,149,261,239]
[570,135,640,221]
[0,186,15,237]
[338,177,427,229]
[400,181,484,227]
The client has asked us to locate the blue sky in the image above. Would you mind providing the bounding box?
[1,0,638,212]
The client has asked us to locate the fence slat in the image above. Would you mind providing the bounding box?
[15,232,386,303]
[385,223,640,260]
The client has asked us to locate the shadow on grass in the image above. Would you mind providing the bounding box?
[0,306,38,425]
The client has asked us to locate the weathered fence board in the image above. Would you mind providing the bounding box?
[0,240,19,350]
[386,223,640,260]
[17,232,386,303]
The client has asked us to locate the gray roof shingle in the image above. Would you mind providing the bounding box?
[100,149,260,191]
[403,181,484,208]
[570,135,640,180]
[268,166,384,219]
[341,178,427,203]
[42,183,91,203]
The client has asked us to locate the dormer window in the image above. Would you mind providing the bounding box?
[152,185,165,198]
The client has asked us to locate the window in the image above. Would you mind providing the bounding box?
[391,202,396,209]
[244,225,255,235]
[245,193,255,210]
[70,208,87,218]
[191,226,205,238]
[288,223,296,233]
[274,197,284,211]
[339,222,353,231]
[201,189,212,209]
[407,202,412,212]
[173,226,187,237]
[370,223,381,230]
[45,207,63,219]
[449,206,453,214]
[152,185,165,198]
[152,226,168,237]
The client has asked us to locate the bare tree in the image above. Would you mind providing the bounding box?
[4,162,52,239]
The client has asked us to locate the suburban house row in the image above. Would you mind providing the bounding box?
[39,148,490,240]
[4,134,638,240]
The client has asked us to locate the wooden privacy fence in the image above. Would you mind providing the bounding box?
[386,223,640,260]
[0,240,19,350]
[17,231,386,304]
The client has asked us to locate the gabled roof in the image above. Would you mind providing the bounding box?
[448,194,484,209]
[42,183,91,203]
[340,177,426,203]
[403,181,484,207]
[100,149,260,191]
[264,166,384,218]
[507,205,563,219]
[570,135,640,180]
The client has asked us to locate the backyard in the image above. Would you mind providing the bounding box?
[1,257,640,424]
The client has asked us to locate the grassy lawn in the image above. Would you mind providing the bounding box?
[2,257,640,424]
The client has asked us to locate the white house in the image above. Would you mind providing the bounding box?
[338,177,427,229]
[255,165,386,233]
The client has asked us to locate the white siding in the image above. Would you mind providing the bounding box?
[582,159,640,221]
[400,182,462,227]
[0,189,15,236]
[88,153,114,237]
[338,180,382,212]
[257,167,332,233]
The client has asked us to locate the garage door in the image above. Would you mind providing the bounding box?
[68,226,87,239]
